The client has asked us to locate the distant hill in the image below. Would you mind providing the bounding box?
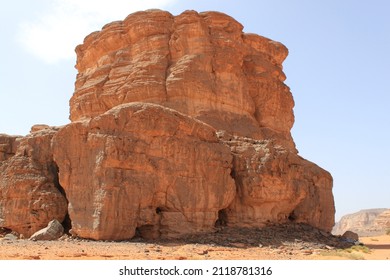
[332,208,390,236]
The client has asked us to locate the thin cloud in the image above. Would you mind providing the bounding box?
[17,0,177,64]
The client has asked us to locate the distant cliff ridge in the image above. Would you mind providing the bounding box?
[333,208,390,236]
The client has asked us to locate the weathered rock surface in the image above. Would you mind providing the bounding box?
[0,129,68,237]
[71,10,295,150]
[52,103,235,240]
[0,134,18,162]
[29,219,64,241]
[218,133,334,231]
[372,209,390,230]
[333,208,390,236]
[0,9,335,240]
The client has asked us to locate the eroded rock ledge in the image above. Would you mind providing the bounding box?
[0,10,334,240]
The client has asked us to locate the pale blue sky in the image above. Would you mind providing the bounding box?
[1,0,389,221]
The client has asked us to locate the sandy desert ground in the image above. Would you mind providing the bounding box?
[1,224,389,260]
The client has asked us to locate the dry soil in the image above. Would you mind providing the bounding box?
[1,224,389,260]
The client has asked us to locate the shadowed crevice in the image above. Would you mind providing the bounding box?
[215,209,228,227]
[50,161,72,233]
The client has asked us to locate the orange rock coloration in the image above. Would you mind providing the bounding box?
[52,103,235,240]
[71,10,295,150]
[0,10,335,240]
[219,133,334,231]
[0,130,68,237]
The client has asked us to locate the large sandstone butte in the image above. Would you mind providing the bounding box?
[0,10,335,240]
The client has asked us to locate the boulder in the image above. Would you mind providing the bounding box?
[342,230,359,242]
[29,219,64,241]
[3,233,19,241]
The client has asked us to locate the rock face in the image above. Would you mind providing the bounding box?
[372,209,390,230]
[71,10,295,150]
[0,134,18,162]
[0,9,335,240]
[0,129,68,237]
[52,103,235,240]
[333,209,390,236]
[219,134,334,231]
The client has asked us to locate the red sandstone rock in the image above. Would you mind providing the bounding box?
[0,134,18,162]
[70,10,295,150]
[52,103,235,240]
[0,129,68,237]
[217,133,334,232]
[0,10,335,240]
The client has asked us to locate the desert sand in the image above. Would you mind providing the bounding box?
[1,225,389,260]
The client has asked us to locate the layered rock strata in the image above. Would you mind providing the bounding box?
[0,129,68,237]
[71,10,295,150]
[0,10,335,240]
[52,103,235,240]
[333,209,390,236]
[218,133,334,231]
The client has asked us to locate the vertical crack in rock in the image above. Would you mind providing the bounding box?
[50,161,72,233]
[52,103,236,240]
[0,128,68,237]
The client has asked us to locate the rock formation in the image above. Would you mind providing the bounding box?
[0,134,18,162]
[71,10,295,150]
[333,209,390,236]
[52,103,235,240]
[220,134,334,231]
[0,9,335,240]
[0,129,68,237]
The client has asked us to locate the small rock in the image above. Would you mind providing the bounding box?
[230,242,247,248]
[4,233,18,241]
[59,234,70,241]
[29,219,64,241]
